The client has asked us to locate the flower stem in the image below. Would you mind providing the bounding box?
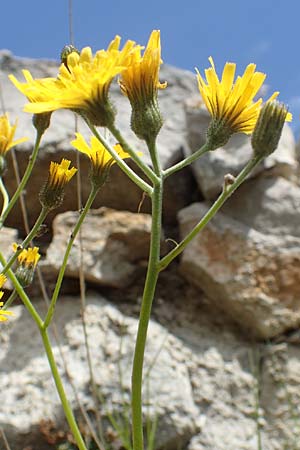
[0,177,9,217]
[2,290,17,309]
[131,139,163,450]
[163,141,211,178]
[108,123,160,185]
[159,155,262,271]
[43,185,99,329]
[87,122,153,196]
[40,328,87,450]
[1,206,49,275]
[0,130,43,230]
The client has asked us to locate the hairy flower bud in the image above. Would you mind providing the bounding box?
[251,101,289,158]
[39,159,77,210]
[32,112,52,135]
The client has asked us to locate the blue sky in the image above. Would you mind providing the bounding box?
[1,0,300,134]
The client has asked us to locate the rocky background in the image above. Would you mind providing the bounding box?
[1,50,300,450]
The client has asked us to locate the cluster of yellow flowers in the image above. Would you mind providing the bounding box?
[0,29,292,322]
[1,29,291,179]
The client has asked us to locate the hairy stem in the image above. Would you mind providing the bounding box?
[0,131,43,230]
[159,155,262,271]
[132,138,162,450]
[43,185,99,329]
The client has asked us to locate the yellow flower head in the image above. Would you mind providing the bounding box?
[39,159,77,210]
[0,301,13,322]
[196,57,291,148]
[0,273,7,289]
[71,133,129,186]
[13,244,41,269]
[9,36,136,126]
[120,30,167,104]
[48,159,77,189]
[0,114,28,156]
[0,275,13,321]
[12,244,40,287]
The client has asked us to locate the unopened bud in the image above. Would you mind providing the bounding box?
[251,102,289,158]
[32,112,52,135]
[130,99,163,143]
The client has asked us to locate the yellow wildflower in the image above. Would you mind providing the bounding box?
[0,301,13,322]
[0,114,28,156]
[39,159,77,209]
[9,36,137,126]
[71,133,129,186]
[48,159,77,189]
[0,275,13,322]
[0,273,6,288]
[120,30,167,104]
[13,244,41,287]
[120,30,166,142]
[13,244,40,269]
[196,57,291,148]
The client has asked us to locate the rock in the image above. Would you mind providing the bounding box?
[0,295,200,450]
[184,96,297,199]
[178,177,300,339]
[43,207,156,288]
[1,281,297,449]
[0,52,197,231]
[261,342,300,449]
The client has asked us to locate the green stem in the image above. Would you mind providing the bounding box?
[43,185,99,329]
[0,251,87,449]
[108,123,160,185]
[163,142,211,178]
[0,177,9,217]
[40,328,87,450]
[131,171,163,449]
[0,131,43,230]
[159,155,262,271]
[3,290,17,309]
[146,138,161,177]
[1,206,49,275]
[87,122,153,195]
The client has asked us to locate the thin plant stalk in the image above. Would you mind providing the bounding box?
[131,138,163,450]
[40,329,87,450]
[0,131,43,230]
[0,177,9,217]
[1,206,49,275]
[43,185,99,329]
[163,141,211,178]
[0,253,88,450]
[108,122,160,185]
[2,290,17,309]
[159,155,262,271]
[87,122,153,196]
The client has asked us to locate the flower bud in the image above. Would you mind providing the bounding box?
[39,159,77,210]
[13,245,40,287]
[206,118,233,151]
[32,112,52,135]
[251,101,289,158]
[130,99,163,143]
